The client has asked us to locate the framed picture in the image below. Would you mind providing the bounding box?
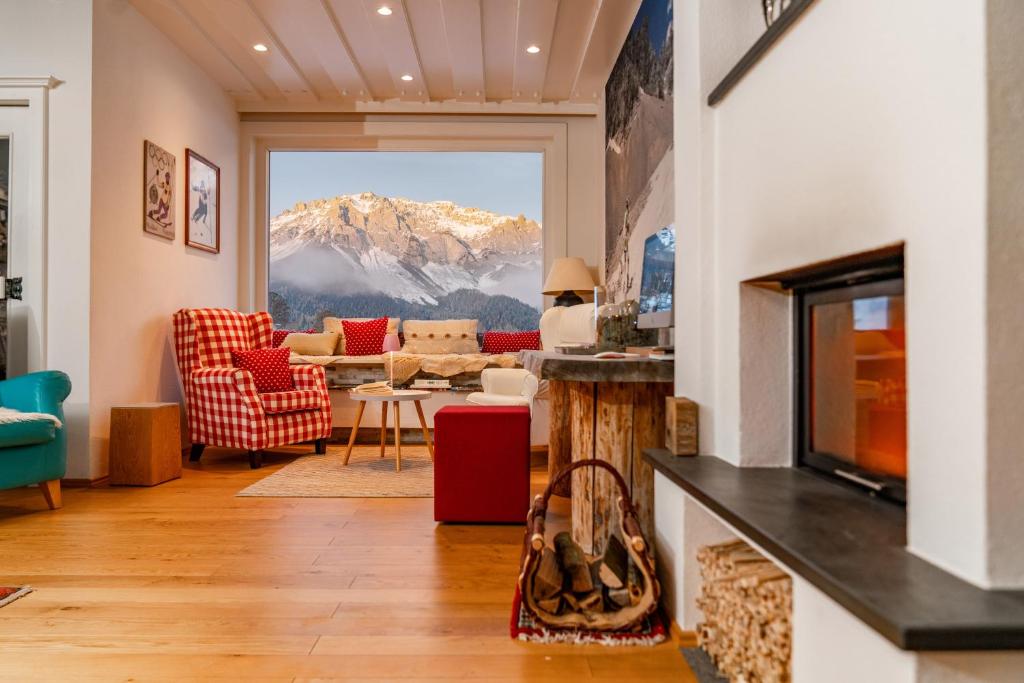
[143,140,175,240]
[185,149,220,253]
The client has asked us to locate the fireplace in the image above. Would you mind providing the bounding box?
[789,249,906,504]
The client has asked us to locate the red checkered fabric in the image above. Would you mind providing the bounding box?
[272,328,315,348]
[260,389,324,415]
[341,317,387,355]
[173,309,332,451]
[481,330,541,354]
[231,348,295,393]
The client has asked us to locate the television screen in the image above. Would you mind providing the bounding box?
[638,225,675,318]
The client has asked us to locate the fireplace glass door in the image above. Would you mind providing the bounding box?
[798,276,906,503]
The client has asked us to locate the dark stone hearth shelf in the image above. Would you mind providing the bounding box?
[644,449,1024,651]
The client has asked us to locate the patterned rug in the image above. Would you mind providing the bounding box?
[237,446,433,498]
[0,586,32,608]
[509,584,667,646]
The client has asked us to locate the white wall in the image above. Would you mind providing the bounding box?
[669,0,1016,589]
[89,0,239,478]
[0,0,93,478]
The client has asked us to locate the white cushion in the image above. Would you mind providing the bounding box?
[401,319,479,354]
[465,392,531,408]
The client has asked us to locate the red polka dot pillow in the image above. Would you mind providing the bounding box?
[231,347,294,393]
[341,317,388,356]
[272,328,315,348]
[482,330,541,354]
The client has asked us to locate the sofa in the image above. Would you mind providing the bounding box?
[0,370,72,509]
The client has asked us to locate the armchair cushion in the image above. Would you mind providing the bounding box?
[0,420,56,449]
[231,348,294,393]
[260,390,324,415]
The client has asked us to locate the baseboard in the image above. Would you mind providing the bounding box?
[331,426,431,445]
[671,618,699,647]
[61,476,109,488]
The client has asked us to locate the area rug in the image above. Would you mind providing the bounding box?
[509,584,667,646]
[0,586,32,608]
[237,446,433,498]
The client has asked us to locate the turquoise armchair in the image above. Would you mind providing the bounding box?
[0,371,72,509]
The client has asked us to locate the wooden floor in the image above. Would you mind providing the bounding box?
[0,445,696,682]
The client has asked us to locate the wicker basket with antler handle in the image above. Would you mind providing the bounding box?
[517,459,660,631]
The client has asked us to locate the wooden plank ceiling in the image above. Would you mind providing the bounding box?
[130,0,641,112]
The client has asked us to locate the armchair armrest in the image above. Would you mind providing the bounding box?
[190,367,264,421]
[290,364,328,394]
[0,370,72,420]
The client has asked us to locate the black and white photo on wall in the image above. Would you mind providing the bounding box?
[185,149,220,254]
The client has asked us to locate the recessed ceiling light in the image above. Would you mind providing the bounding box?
[526,45,541,54]
[400,74,414,81]
[253,43,268,52]
[377,6,392,15]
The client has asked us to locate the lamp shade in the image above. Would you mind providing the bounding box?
[542,257,596,295]
[382,333,401,353]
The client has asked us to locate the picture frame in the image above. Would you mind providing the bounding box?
[185,148,220,253]
[143,140,175,240]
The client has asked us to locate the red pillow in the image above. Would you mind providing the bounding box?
[272,328,315,348]
[482,330,541,354]
[231,347,294,393]
[341,317,388,356]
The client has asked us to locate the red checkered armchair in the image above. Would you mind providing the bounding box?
[173,308,332,469]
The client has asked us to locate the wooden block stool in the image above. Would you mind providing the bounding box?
[109,403,182,486]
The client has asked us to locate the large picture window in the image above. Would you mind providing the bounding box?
[267,151,543,331]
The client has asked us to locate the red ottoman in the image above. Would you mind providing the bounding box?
[433,405,531,523]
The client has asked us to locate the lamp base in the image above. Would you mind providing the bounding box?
[552,290,584,307]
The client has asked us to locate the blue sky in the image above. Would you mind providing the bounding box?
[269,151,543,223]
[633,0,672,53]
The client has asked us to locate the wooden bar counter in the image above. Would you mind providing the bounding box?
[525,352,673,556]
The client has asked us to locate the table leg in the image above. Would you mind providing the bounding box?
[343,400,366,465]
[414,400,434,461]
[380,401,388,458]
[393,401,402,472]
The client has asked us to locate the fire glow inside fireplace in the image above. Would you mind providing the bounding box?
[791,251,907,504]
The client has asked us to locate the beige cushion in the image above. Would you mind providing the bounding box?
[323,316,400,355]
[401,319,479,354]
[281,332,339,357]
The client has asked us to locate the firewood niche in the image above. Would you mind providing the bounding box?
[697,540,793,681]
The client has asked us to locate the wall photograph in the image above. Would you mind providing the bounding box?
[605,0,674,303]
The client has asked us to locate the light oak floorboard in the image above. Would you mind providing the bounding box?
[0,445,694,680]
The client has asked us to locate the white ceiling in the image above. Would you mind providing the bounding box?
[130,0,641,112]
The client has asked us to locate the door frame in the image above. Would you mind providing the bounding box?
[0,77,58,374]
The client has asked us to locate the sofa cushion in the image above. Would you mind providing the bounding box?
[231,347,295,393]
[402,319,480,355]
[323,316,400,355]
[272,328,315,348]
[341,317,388,356]
[0,419,56,449]
[260,390,324,415]
[281,332,339,356]
[481,330,541,354]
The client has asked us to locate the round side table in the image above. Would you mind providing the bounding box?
[343,389,434,472]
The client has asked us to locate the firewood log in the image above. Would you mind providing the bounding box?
[536,595,562,615]
[627,559,644,606]
[532,548,563,600]
[607,586,631,609]
[599,534,628,589]
[554,531,594,593]
[577,590,603,612]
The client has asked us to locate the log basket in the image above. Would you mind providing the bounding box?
[518,459,660,631]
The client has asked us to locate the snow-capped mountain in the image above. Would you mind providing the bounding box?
[269,192,542,309]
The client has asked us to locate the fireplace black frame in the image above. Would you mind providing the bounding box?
[789,253,907,505]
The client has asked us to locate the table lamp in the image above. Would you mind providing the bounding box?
[543,257,596,307]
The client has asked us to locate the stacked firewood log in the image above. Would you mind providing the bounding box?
[529,531,645,623]
[696,540,792,682]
